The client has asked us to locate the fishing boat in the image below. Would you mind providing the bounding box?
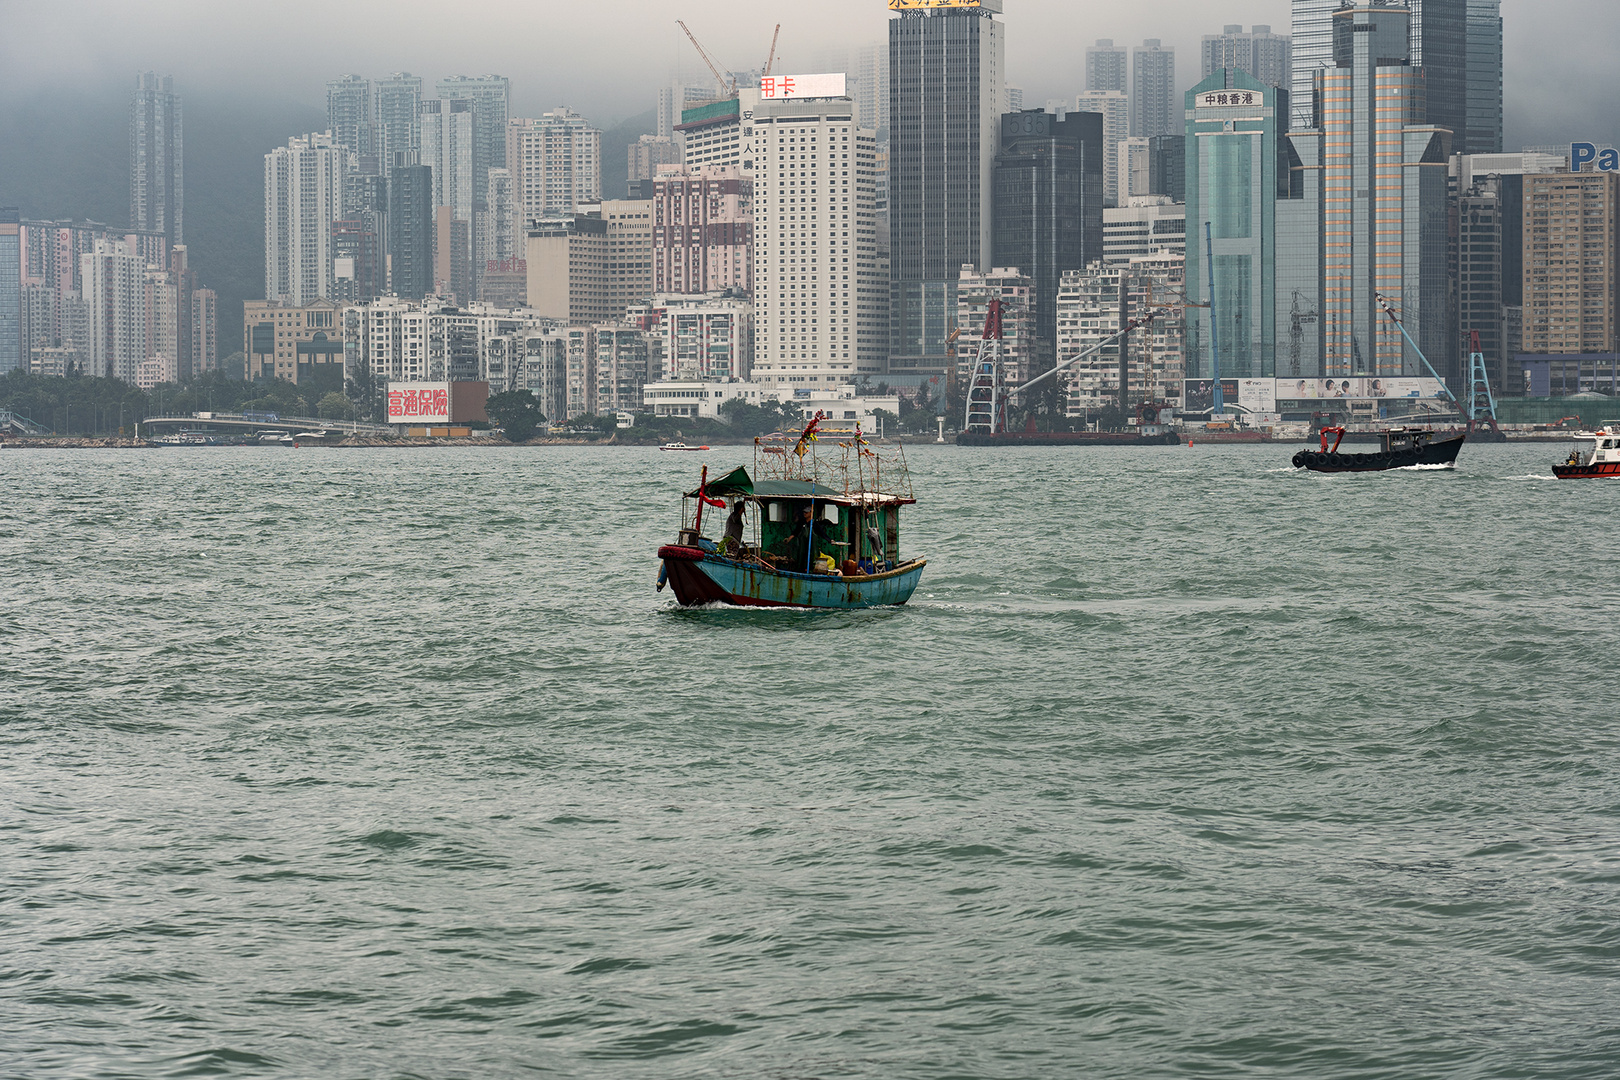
[1288,293,1469,474]
[659,441,709,452]
[656,413,926,608]
[1552,426,1620,478]
[1292,426,1465,472]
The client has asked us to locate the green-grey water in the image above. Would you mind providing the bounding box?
[3,443,1618,1078]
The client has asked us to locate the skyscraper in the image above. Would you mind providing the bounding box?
[1465,0,1504,156]
[888,0,1005,372]
[264,133,348,307]
[326,75,374,159]
[1184,71,1286,380]
[1131,40,1176,137]
[751,94,885,389]
[1201,25,1291,89]
[420,99,476,220]
[374,73,423,170]
[1086,40,1127,92]
[388,164,434,300]
[1292,0,1500,154]
[131,73,182,245]
[992,110,1103,363]
[1522,171,1620,356]
[1075,90,1129,207]
[0,208,19,375]
[1284,4,1452,380]
[437,75,511,204]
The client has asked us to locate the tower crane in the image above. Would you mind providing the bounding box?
[762,24,782,78]
[676,20,732,96]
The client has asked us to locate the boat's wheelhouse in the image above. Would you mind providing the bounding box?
[1563,429,1620,468]
[1380,429,1433,453]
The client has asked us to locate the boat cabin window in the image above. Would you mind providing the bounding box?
[768,501,785,522]
[821,504,838,523]
[1605,439,1615,449]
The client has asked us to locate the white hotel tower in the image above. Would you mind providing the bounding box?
[749,89,886,389]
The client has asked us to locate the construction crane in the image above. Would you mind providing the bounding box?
[1374,293,1457,404]
[962,300,1172,435]
[677,20,731,96]
[1463,329,1504,440]
[762,24,781,78]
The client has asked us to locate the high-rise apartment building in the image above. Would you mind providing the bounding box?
[420,99,475,220]
[131,73,183,246]
[600,199,654,319]
[331,217,384,303]
[525,215,610,324]
[751,95,885,389]
[1522,171,1620,356]
[1086,40,1128,92]
[992,110,1104,362]
[0,208,19,374]
[888,1,1004,371]
[1056,256,1186,413]
[191,287,217,373]
[629,135,683,183]
[388,164,434,300]
[1075,91,1130,207]
[508,109,603,223]
[264,133,349,307]
[659,83,719,140]
[1283,4,1452,380]
[326,75,374,159]
[1201,25,1291,89]
[1184,71,1285,379]
[955,266,1036,383]
[1103,197,1187,262]
[653,292,754,381]
[374,73,423,169]
[80,239,147,382]
[437,75,511,204]
[1131,40,1176,137]
[1292,0,1500,154]
[651,166,753,296]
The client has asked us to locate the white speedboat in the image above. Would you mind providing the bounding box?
[659,441,710,452]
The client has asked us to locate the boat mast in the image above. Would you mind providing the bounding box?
[1205,222,1222,415]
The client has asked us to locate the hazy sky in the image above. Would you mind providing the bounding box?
[1,0,1612,148]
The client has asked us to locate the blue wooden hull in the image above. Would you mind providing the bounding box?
[658,545,925,608]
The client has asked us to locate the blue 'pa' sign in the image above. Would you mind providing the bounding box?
[1571,143,1619,172]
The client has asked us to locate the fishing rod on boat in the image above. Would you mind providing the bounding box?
[1374,293,1457,404]
[1009,306,1177,397]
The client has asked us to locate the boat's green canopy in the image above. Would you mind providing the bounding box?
[684,470,851,502]
[685,466,754,498]
[752,479,847,499]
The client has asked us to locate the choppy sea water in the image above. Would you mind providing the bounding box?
[3,441,1619,1079]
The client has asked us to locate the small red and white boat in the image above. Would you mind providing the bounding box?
[1552,427,1620,479]
[659,441,710,452]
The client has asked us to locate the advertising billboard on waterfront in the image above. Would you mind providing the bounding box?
[1237,379,1276,413]
[386,382,451,424]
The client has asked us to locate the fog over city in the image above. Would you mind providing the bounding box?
[1,0,1613,147]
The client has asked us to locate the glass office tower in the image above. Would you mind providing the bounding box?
[887,1,1004,374]
[1184,71,1285,379]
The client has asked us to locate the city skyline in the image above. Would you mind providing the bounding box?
[0,1,1611,152]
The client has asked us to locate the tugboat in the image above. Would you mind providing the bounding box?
[1289,293,1469,473]
[1552,426,1620,478]
[1292,425,1466,472]
[656,413,926,608]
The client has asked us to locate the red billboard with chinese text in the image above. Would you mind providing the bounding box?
[386,382,451,424]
